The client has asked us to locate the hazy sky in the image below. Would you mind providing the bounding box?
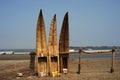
[0,0,120,49]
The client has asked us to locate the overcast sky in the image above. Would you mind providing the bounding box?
[0,0,120,49]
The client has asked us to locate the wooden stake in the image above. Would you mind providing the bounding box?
[77,48,82,74]
[29,51,36,76]
[110,49,115,73]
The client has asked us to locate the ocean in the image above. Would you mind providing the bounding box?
[69,53,120,59]
[0,49,35,54]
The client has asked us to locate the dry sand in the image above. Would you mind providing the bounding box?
[0,55,120,80]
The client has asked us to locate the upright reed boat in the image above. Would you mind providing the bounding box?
[59,12,69,73]
[36,10,48,77]
[48,15,59,76]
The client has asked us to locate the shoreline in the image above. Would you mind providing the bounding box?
[0,53,120,60]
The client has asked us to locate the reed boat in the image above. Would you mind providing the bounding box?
[36,10,48,77]
[48,15,59,76]
[59,12,69,73]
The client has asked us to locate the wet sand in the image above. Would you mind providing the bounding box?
[0,55,120,80]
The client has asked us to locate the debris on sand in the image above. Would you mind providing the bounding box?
[17,73,23,77]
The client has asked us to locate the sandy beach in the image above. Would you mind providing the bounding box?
[0,54,120,80]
